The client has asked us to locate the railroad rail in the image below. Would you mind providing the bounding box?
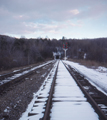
[63,61,107,120]
[0,60,55,81]
[22,60,107,120]
[0,60,56,95]
[0,66,31,81]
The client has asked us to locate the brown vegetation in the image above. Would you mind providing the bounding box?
[69,59,107,69]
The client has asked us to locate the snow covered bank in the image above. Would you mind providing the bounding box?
[63,60,107,95]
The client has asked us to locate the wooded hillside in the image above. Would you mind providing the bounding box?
[0,35,107,70]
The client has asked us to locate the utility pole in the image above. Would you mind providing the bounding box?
[63,42,68,60]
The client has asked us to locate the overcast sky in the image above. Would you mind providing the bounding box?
[0,0,107,39]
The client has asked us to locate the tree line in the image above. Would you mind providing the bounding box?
[0,34,107,70]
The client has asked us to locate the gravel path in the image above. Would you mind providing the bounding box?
[0,62,54,120]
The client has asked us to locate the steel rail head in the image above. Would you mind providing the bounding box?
[62,61,107,120]
[43,60,59,120]
[0,61,55,95]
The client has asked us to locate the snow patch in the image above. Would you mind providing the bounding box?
[64,60,107,95]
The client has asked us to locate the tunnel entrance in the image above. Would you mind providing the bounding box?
[53,52,62,60]
[56,55,60,59]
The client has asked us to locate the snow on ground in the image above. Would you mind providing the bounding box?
[50,61,99,120]
[96,66,107,73]
[63,60,107,95]
[19,61,58,120]
[20,60,99,120]
[0,60,55,85]
[19,60,107,120]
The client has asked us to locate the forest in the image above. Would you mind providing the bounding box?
[0,34,107,70]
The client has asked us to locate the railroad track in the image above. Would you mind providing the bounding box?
[0,60,56,95]
[0,66,32,81]
[22,60,107,120]
[0,60,55,82]
[63,61,107,120]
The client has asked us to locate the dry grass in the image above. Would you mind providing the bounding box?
[68,59,107,69]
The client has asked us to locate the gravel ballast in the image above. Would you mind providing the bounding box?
[0,62,54,120]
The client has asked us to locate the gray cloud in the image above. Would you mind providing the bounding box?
[1,0,107,20]
[0,0,107,37]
